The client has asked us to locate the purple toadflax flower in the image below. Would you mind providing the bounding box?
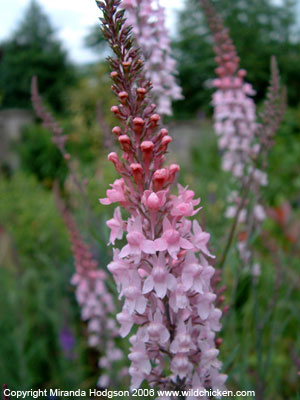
[98,0,226,394]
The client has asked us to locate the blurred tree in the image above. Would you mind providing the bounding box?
[174,0,300,116]
[0,0,75,113]
[84,25,108,55]
[17,123,68,187]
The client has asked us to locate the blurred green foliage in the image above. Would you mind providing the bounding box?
[0,173,87,388]
[0,0,75,113]
[17,124,68,187]
[266,107,300,205]
[67,63,116,163]
[84,25,108,54]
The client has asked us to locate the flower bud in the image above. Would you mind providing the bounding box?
[147,193,161,209]
[112,126,122,137]
[226,61,236,74]
[153,168,169,191]
[122,61,131,71]
[215,67,225,77]
[161,136,172,153]
[213,78,222,88]
[141,141,154,163]
[168,164,180,183]
[119,135,131,153]
[118,91,129,104]
[110,71,118,79]
[108,152,123,173]
[160,128,169,138]
[130,163,144,185]
[238,69,247,78]
[150,113,160,127]
[218,295,225,304]
[133,117,145,127]
[137,87,146,99]
[133,117,145,135]
[111,105,120,115]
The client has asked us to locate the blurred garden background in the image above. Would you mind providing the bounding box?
[1,0,300,399]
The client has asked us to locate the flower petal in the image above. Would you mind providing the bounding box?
[142,240,156,254]
[142,276,154,294]
[154,238,168,252]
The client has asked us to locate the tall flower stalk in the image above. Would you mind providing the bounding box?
[121,0,183,115]
[98,0,225,393]
[200,0,285,271]
[31,77,105,238]
[56,194,123,388]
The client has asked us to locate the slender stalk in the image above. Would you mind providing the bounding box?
[31,76,105,241]
[219,176,252,269]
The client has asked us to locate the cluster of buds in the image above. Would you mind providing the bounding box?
[58,200,123,388]
[120,0,183,115]
[98,0,226,393]
[200,0,285,270]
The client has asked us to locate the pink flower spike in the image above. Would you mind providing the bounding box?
[57,202,122,388]
[129,336,151,376]
[207,308,222,332]
[107,250,131,291]
[170,320,195,354]
[142,253,176,298]
[142,190,167,211]
[154,217,193,259]
[129,366,145,390]
[197,293,217,320]
[123,272,147,315]
[171,185,201,217]
[147,310,170,345]
[171,199,201,218]
[117,309,134,337]
[106,207,124,245]
[97,1,226,391]
[192,220,215,258]
[153,168,169,191]
[108,152,123,174]
[99,178,127,205]
[120,217,155,261]
[170,354,191,380]
[181,251,208,293]
[169,283,190,313]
